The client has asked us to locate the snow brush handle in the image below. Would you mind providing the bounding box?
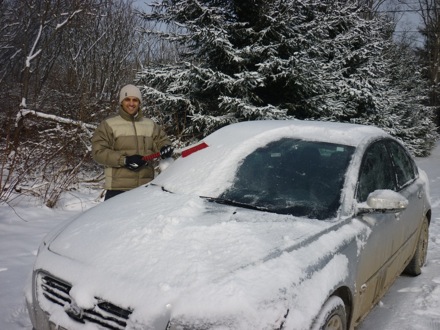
[142,152,161,162]
[142,142,208,162]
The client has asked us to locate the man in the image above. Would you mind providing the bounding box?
[92,84,173,200]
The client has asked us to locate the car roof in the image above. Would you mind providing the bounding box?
[203,120,388,148]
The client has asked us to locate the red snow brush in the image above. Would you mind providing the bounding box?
[142,142,209,162]
[181,142,209,158]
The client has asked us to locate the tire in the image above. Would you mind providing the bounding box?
[312,296,347,330]
[404,215,429,276]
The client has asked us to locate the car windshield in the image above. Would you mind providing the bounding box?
[219,138,355,220]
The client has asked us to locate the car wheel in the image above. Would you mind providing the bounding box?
[312,296,347,330]
[404,215,429,276]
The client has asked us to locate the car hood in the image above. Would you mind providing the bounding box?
[49,185,329,279]
[43,185,368,329]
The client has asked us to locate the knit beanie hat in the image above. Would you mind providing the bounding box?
[119,84,142,104]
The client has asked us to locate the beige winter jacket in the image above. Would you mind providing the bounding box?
[91,108,171,191]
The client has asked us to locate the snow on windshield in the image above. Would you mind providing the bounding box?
[153,120,383,198]
[219,138,355,219]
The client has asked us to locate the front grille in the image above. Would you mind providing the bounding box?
[38,273,132,330]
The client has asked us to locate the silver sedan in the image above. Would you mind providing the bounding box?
[26,120,431,330]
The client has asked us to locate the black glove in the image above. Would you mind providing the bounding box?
[125,155,147,171]
[160,145,173,159]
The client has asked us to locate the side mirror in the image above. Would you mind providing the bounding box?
[357,189,408,215]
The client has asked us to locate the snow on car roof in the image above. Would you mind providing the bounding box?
[204,119,386,148]
[154,120,387,196]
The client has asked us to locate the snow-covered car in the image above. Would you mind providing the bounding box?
[26,120,431,330]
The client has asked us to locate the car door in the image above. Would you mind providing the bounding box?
[385,140,425,265]
[352,139,400,325]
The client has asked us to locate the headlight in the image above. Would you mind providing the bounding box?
[35,217,77,256]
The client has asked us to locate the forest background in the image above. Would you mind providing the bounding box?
[1,0,440,208]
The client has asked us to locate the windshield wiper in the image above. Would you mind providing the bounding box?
[149,183,172,193]
[201,196,269,212]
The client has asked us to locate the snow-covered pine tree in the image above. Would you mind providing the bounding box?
[137,0,437,154]
[359,44,438,156]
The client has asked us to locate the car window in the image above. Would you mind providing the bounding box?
[357,141,396,202]
[386,140,418,189]
[220,138,355,220]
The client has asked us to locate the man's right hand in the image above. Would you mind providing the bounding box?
[125,155,147,171]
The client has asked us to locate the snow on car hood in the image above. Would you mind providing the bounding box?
[48,185,329,288]
[43,185,369,329]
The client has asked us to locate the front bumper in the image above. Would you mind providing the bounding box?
[26,270,134,330]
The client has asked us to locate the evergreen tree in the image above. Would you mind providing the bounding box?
[137,0,437,155]
[361,44,437,156]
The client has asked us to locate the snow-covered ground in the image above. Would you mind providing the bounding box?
[1,142,439,330]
